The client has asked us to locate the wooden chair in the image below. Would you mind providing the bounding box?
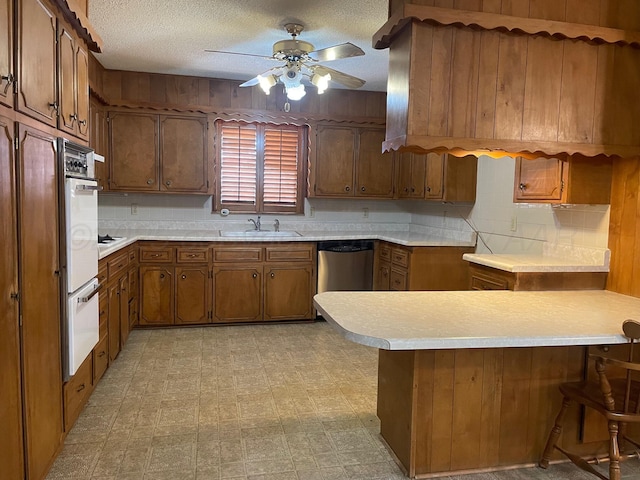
[539,319,640,480]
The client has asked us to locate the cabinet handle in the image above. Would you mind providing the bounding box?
[404,187,409,193]
[181,274,186,279]
[187,254,197,257]
[1,73,14,94]
[160,274,165,279]
[165,180,172,186]
[345,185,351,192]
[48,102,58,111]
[98,351,106,357]
[146,179,154,185]
[76,383,85,392]
[117,263,124,268]
[78,119,87,126]
[70,113,78,124]
[426,186,431,192]
[361,186,366,192]
[519,183,527,191]
[252,273,257,278]
[150,254,160,257]
[270,272,275,278]
[411,187,415,193]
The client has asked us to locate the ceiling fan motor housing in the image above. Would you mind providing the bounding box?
[273,39,314,60]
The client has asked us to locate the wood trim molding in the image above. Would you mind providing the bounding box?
[383,135,640,160]
[373,4,640,50]
[51,0,103,52]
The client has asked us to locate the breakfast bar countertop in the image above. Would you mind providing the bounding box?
[313,290,640,351]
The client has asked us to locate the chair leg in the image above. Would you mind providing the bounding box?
[540,396,571,469]
[609,421,621,480]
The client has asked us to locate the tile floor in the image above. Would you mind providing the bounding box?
[46,321,640,480]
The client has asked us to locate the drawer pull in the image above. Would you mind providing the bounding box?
[519,183,527,191]
[252,273,257,278]
[150,253,161,257]
[147,179,154,185]
[187,254,197,257]
[98,351,106,357]
[117,263,124,268]
[270,272,275,278]
[345,185,351,192]
[76,383,85,393]
[181,274,186,279]
[361,186,366,192]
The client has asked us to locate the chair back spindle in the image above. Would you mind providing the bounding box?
[622,319,640,414]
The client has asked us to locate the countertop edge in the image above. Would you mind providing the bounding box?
[463,252,610,273]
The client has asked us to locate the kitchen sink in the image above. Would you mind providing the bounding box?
[219,230,301,238]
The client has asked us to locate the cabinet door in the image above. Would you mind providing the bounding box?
[75,41,89,139]
[0,116,24,480]
[109,112,159,191]
[119,274,130,347]
[0,0,13,108]
[396,152,426,199]
[355,129,394,198]
[313,126,355,196]
[89,98,108,190]
[514,156,563,201]
[160,116,208,193]
[58,24,76,135]
[374,261,391,291]
[139,266,174,325]
[425,153,444,200]
[264,265,314,321]
[17,0,58,127]
[107,282,120,362]
[213,266,262,322]
[17,123,63,480]
[176,266,211,324]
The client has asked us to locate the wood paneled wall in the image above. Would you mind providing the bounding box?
[607,157,640,298]
[388,0,640,30]
[89,59,386,123]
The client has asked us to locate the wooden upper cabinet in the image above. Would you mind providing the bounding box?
[109,112,159,191]
[425,153,445,199]
[356,128,394,198]
[16,0,58,127]
[109,111,211,194]
[396,152,426,199]
[314,125,355,196]
[58,23,90,140]
[514,156,612,204]
[0,0,13,108]
[89,97,108,190]
[159,116,209,193]
[313,125,394,198]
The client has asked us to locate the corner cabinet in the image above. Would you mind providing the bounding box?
[396,152,477,202]
[312,125,395,198]
[374,241,474,291]
[108,111,210,194]
[514,155,612,204]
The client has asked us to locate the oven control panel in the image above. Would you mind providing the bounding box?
[60,138,95,179]
[65,153,89,176]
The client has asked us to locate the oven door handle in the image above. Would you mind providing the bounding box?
[78,283,102,303]
[75,184,103,192]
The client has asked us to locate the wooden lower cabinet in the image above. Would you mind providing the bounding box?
[139,266,174,325]
[63,352,92,431]
[468,263,608,291]
[176,266,211,324]
[213,265,262,322]
[374,241,474,291]
[264,265,314,321]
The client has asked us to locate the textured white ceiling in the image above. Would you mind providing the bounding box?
[88,0,390,92]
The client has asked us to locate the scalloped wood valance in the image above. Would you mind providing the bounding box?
[373,4,640,50]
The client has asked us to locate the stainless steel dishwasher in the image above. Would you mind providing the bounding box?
[317,240,374,293]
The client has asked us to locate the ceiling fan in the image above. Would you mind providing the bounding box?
[205,23,366,101]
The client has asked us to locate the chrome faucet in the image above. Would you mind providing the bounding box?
[274,219,280,232]
[248,216,261,231]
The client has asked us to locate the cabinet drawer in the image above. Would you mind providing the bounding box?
[107,251,129,280]
[378,243,392,262]
[213,247,263,263]
[389,267,408,291]
[128,247,138,264]
[265,245,314,262]
[97,260,107,284]
[390,248,409,268]
[470,274,509,291]
[139,246,174,263]
[177,246,210,263]
[93,336,109,383]
[63,353,93,431]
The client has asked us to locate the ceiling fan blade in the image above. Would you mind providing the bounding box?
[204,49,274,61]
[238,67,284,87]
[311,65,366,89]
[310,42,365,62]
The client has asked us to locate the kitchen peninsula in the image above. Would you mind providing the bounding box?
[313,290,640,478]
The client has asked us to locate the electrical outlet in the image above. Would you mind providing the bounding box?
[510,215,517,231]
[363,208,369,218]
[131,203,138,215]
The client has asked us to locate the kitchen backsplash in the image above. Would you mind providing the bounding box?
[98,155,610,253]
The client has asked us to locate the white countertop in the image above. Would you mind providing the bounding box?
[98,229,477,259]
[313,290,640,350]
[463,244,610,273]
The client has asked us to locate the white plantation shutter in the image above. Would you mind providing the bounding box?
[219,123,257,204]
[264,127,299,206]
[217,120,306,213]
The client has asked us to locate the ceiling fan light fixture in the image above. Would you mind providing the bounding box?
[257,74,277,95]
[312,73,331,94]
[285,83,306,101]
